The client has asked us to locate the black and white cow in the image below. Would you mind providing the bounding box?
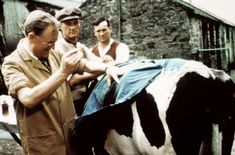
[72,59,235,155]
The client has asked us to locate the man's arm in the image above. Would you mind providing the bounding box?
[69,72,101,87]
[17,70,68,108]
[82,59,123,85]
[115,43,130,64]
[17,49,82,108]
[6,49,122,108]
[81,44,102,62]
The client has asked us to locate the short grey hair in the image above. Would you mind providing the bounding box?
[23,10,60,36]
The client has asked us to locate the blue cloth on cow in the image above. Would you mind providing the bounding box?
[82,58,186,116]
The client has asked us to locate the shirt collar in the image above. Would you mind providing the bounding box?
[58,32,82,49]
[17,38,38,61]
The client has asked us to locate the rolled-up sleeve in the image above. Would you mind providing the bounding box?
[116,43,130,64]
[1,57,32,98]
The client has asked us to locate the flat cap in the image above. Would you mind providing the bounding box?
[55,7,82,22]
[24,10,59,35]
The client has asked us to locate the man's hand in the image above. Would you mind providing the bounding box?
[105,66,125,86]
[102,55,114,64]
[60,49,84,78]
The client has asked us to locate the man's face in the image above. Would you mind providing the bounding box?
[30,24,58,58]
[93,21,112,43]
[60,19,81,40]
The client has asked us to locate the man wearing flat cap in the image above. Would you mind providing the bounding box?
[55,7,88,54]
[55,7,106,115]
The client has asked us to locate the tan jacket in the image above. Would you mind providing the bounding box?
[1,39,76,155]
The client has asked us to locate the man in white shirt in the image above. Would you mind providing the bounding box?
[91,17,130,64]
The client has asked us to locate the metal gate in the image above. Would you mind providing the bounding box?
[196,48,230,71]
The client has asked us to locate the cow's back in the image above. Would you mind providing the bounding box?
[73,60,235,155]
[103,61,235,155]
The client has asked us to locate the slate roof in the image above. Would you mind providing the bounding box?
[175,0,235,27]
[31,0,84,8]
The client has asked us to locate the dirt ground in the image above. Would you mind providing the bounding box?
[0,139,23,155]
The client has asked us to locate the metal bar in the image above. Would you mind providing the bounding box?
[197,48,228,52]
[9,132,21,146]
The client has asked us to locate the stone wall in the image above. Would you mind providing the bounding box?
[0,139,24,155]
[188,17,202,54]
[80,0,193,59]
[79,0,121,47]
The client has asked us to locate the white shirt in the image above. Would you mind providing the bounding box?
[93,38,130,64]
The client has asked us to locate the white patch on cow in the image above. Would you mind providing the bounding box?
[145,70,182,155]
[104,128,139,155]
[179,60,215,79]
[105,102,176,155]
[210,68,231,82]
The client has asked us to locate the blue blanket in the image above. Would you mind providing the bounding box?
[82,58,186,116]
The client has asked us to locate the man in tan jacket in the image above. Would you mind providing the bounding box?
[1,10,121,155]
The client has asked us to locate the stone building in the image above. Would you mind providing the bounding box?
[79,0,235,71]
[0,0,234,71]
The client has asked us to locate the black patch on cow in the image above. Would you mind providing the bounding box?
[102,80,167,148]
[136,90,165,148]
[73,97,135,154]
[166,72,235,155]
[103,82,117,106]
